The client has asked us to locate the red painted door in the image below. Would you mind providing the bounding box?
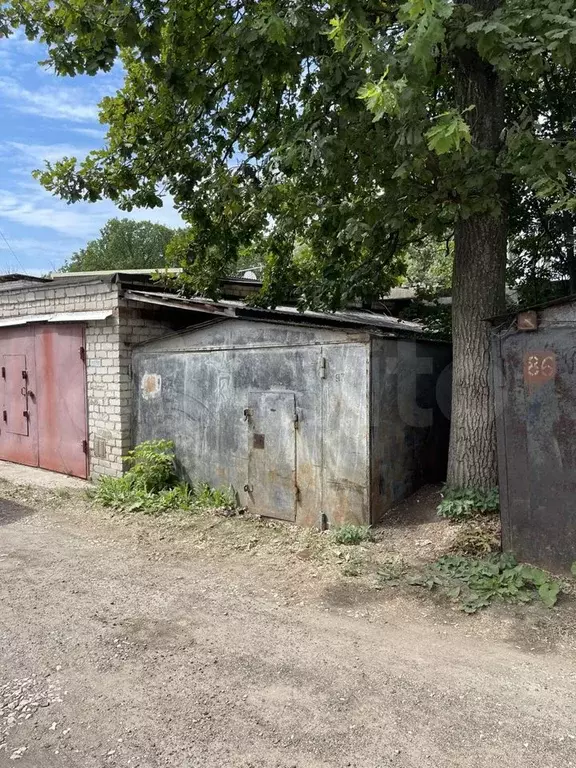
[35,325,88,478]
[0,328,39,468]
[0,324,88,478]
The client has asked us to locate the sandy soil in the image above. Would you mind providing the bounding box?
[1,471,576,768]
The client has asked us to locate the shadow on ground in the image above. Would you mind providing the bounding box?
[0,497,35,527]
[376,483,442,529]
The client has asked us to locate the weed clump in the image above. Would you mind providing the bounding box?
[330,524,374,545]
[437,487,499,521]
[407,553,562,613]
[93,440,236,515]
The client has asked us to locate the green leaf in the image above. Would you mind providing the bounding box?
[326,14,348,53]
[264,15,287,45]
[538,582,560,608]
[358,74,406,122]
[517,565,549,586]
[571,562,576,577]
[425,111,472,155]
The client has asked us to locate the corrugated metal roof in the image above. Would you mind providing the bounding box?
[489,293,576,324]
[123,289,426,336]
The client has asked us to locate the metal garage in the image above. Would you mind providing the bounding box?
[130,294,452,527]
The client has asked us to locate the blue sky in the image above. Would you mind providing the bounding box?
[0,32,183,275]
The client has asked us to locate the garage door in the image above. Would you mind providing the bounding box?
[0,324,88,478]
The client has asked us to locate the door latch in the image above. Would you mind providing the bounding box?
[243,484,253,493]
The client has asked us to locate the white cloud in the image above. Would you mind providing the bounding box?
[1,141,90,165]
[0,190,107,237]
[72,127,108,140]
[0,185,185,241]
[0,76,100,123]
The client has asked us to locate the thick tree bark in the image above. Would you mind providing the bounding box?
[447,0,507,489]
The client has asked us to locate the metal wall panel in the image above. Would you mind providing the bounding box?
[495,324,576,571]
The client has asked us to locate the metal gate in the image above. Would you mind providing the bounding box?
[244,392,297,521]
[0,324,88,478]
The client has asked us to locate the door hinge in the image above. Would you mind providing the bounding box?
[1,367,5,379]
[21,370,28,381]
[79,346,86,362]
[2,410,6,422]
[293,412,299,429]
[295,485,301,503]
[22,410,29,419]
[319,356,327,379]
[82,439,88,454]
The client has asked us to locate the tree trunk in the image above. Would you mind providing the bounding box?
[447,0,507,489]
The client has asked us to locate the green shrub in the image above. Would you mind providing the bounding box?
[407,553,562,613]
[330,524,373,545]
[123,439,176,493]
[437,487,499,520]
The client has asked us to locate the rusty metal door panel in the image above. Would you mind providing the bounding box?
[245,392,297,521]
[497,328,576,571]
[0,329,39,468]
[35,324,88,478]
[2,355,30,436]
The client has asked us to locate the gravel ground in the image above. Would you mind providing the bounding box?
[1,474,576,768]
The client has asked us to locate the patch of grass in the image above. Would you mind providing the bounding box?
[93,440,236,515]
[193,483,236,510]
[437,487,499,521]
[450,518,501,557]
[330,524,374,545]
[407,553,562,613]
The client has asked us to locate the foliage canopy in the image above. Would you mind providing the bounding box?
[3,0,575,306]
[62,217,179,272]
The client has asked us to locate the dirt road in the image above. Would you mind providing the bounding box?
[1,480,575,768]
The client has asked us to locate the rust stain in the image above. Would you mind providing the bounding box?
[141,373,162,399]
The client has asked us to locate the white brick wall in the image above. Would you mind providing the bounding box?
[0,279,172,479]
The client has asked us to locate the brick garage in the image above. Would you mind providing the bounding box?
[0,272,182,478]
